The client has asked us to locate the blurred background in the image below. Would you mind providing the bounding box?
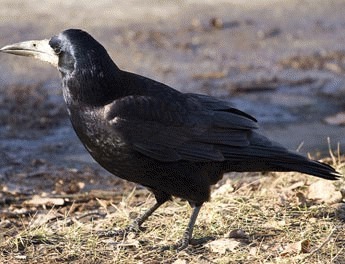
[0,0,344,173]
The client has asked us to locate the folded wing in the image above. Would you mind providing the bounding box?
[105,93,258,162]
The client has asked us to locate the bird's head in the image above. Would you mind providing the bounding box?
[1,29,122,106]
[1,29,111,76]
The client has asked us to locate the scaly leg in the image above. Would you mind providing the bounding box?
[161,204,203,251]
[99,190,170,237]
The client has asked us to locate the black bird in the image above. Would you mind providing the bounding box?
[1,29,341,250]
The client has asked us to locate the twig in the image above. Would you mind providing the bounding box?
[330,247,344,262]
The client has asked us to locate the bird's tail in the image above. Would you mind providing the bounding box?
[267,154,341,180]
[221,132,342,180]
[224,153,341,180]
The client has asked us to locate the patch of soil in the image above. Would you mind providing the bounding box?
[0,83,67,138]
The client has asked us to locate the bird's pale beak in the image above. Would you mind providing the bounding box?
[0,39,58,67]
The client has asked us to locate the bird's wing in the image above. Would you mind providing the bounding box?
[104,94,258,162]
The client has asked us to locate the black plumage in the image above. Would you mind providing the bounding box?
[1,29,342,250]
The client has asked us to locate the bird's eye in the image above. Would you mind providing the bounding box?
[53,46,61,55]
[49,37,62,55]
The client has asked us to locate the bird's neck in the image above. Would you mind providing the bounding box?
[61,60,125,107]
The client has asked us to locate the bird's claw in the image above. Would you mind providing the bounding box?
[159,237,190,252]
[174,238,190,251]
[97,222,142,238]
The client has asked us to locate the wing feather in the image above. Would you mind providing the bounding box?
[105,93,258,162]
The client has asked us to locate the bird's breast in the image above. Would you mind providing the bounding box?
[68,106,134,173]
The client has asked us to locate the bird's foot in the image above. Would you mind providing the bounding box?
[159,237,190,251]
[174,238,190,251]
[159,236,213,251]
[98,221,142,238]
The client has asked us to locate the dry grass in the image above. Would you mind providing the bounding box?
[1,153,344,264]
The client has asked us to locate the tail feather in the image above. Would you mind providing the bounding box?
[269,155,341,180]
[221,132,342,180]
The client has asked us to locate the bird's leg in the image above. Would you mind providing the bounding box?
[176,204,202,250]
[161,204,202,251]
[125,199,165,232]
[99,191,170,237]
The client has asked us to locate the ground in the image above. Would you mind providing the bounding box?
[0,1,345,263]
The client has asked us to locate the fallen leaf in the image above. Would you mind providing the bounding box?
[280,239,311,256]
[205,238,241,254]
[307,180,342,204]
[324,112,345,126]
